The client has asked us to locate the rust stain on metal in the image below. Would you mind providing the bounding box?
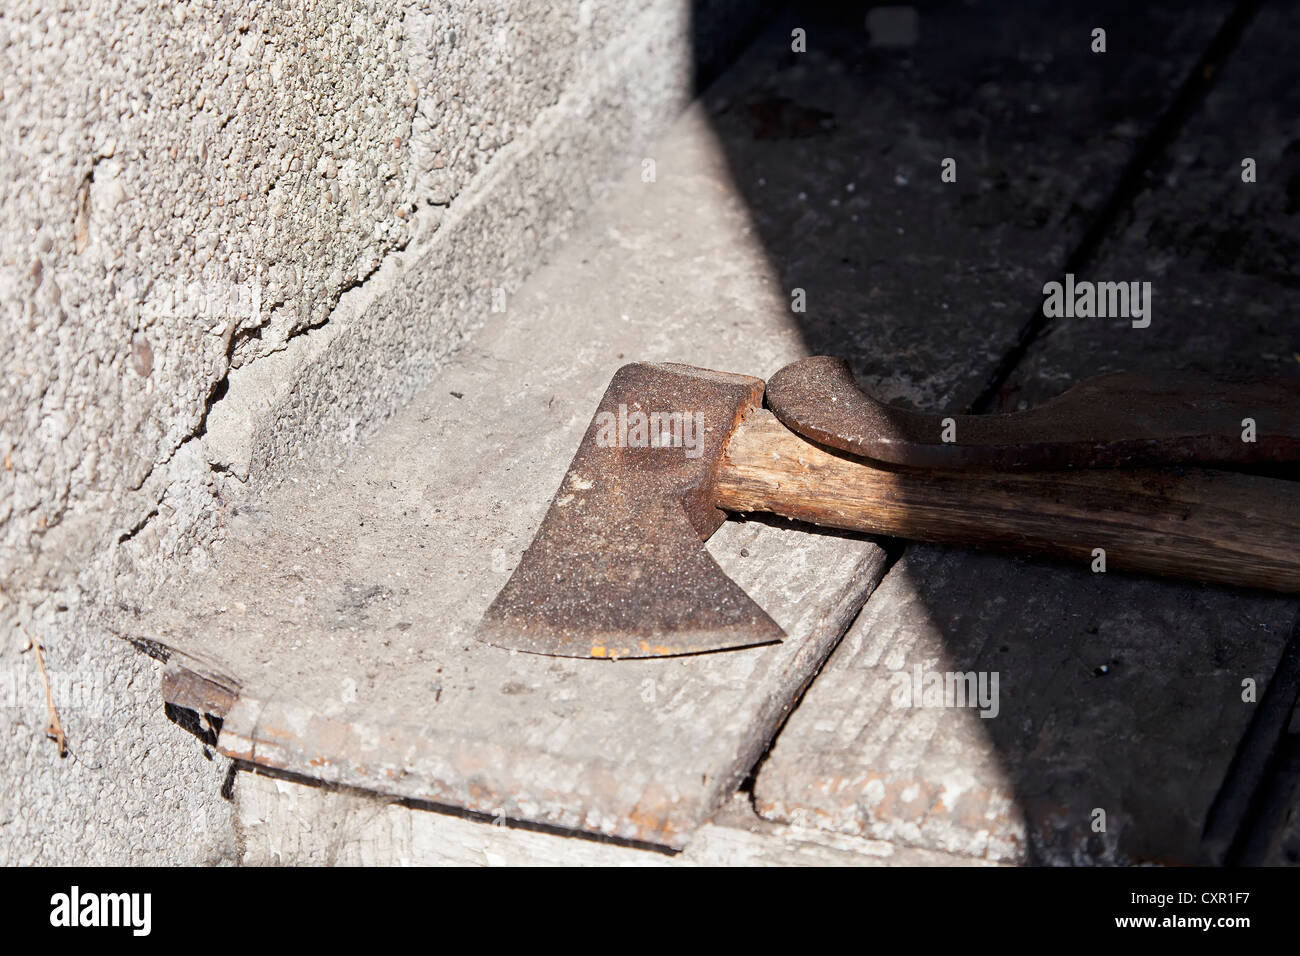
[476,362,785,659]
[768,355,1300,470]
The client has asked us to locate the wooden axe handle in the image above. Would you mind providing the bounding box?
[716,410,1300,594]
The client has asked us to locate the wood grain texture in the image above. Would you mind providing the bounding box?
[718,410,1300,595]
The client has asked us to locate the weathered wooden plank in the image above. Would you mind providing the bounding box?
[755,3,1300,863]
[1250,725,1300,865]
[1007,13,1300,397]
[1224,673,1300,865]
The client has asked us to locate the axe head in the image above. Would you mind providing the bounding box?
[476,363,785,659]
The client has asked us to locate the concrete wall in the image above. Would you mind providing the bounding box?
[0,0,761,863]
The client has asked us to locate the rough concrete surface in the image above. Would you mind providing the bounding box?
[237,769,999,866]
[1,0,765,864]
[1,608,239,865]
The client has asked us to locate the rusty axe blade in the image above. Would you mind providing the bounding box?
[476,363,785,659]
[479,358,1300,660]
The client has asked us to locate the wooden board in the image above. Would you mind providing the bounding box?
[207,515,883,848]
[754,2,1300,864]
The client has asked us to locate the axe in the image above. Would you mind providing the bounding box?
[478,357,1300,659]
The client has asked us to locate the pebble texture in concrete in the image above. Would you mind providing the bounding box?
[0,606,239,865]
[3,1,415,591]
